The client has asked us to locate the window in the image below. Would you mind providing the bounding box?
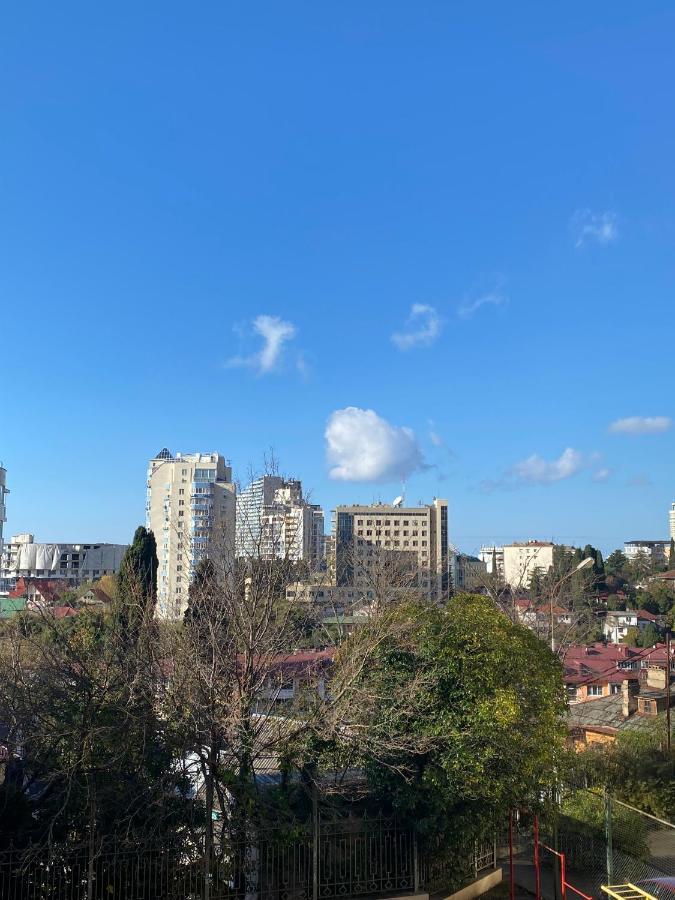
[178,511,184,517]
[587,685,603,696]
[610,684,621,694]
[179,488,185,495]
[179,500,184,506]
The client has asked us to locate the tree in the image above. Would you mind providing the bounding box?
[637,621,660,648]
[327,594,566,839]
[606,550,628,578]
[113,526,158,649]
[623,626,640,647]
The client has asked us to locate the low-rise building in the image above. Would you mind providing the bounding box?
[0,534,127,595]
[624,540,670,568]
[451,553,487,591]
[502,541,556,588]
[602,608,660,644]
[478,546,504,579]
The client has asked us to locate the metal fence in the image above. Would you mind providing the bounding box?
[0,817,495,900]
[502,791,675,900]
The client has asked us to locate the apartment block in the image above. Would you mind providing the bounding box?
[478,545,505,578]
[146,449,236,619]
[0,532,127,595]
[237,476,325,567]
[624,540,670,568]
[333,499,449,601]
[502,541,556,587]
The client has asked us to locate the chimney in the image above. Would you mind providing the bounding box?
[622,679,638,717]
[646,667,667,691]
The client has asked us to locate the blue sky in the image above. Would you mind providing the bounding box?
[2,2,675,554]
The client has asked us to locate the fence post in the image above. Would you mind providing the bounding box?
[604,789,614,885]
[508,811,515,900]
[560,852,567,900]
[534,815,541,900]
[312,781,319,900]
[414,832,420,893]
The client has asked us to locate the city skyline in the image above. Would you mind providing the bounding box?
[3,4,675,553]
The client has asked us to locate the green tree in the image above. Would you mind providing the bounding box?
[622,626,640,647]
[331,594,566,839]
[637,621,660,648]
[606,550,628,578]
[113,526,158,648]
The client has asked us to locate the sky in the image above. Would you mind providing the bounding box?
[2,2,675,555]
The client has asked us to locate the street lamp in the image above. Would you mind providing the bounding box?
[550,556,595,652]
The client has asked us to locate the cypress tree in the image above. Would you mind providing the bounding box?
[114,525,158,647]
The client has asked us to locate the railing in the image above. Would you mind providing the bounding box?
[0,819,493,900]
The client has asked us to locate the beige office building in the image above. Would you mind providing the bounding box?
[146,449,236,619]
[502,541,555,588]
[333,499,449,600]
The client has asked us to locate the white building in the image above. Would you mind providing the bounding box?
[670,502,675,542]
[146,449,236,619]
[502,541,556,588]
[624,540,670,568]
[237,476,325,568]
[0,532,127,594]
[333,499,449,601]
[603,609,660,644]
[479,545,504,578]
[0,465,7,561]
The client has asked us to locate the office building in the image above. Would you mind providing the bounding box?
[624,540,670,568]
[451,552,487,591]
[333,498,449,601]
[146,449,236,619]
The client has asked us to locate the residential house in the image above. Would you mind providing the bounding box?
[602,608,660,643]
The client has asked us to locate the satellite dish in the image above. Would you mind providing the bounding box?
[392,496,404,508]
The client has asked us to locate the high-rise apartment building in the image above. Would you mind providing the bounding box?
[146,449,236,619]
[0,465,7,561]
[333,499,449,601]
[670,502,675,542]
[236,476,325,567]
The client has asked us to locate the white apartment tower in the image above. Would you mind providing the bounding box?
[334,499,449,601]
[146,449,236,619]
[670,502,675,543]
[0,465,7,561]
[236,476,325,568]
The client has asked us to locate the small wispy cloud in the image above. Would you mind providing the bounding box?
[481,447,587,492]
[428,421,443,447]
[609,416,671,435]
[626,473,653,488]
[572,209,618,247]
[592,467,612,483]
[457,290,507,319]
[226,314,298,375]
[391,304,441,350]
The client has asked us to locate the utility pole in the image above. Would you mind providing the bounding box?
[666,627,672,753]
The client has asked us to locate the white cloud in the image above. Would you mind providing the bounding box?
[572,209,618,247]
[457,290,507,319]
[391,304,441,350]
[325,407,425,483]
[226,314,297,374]
[609,416,671,435]
[592,467,612,483]
[512,448,584,485]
